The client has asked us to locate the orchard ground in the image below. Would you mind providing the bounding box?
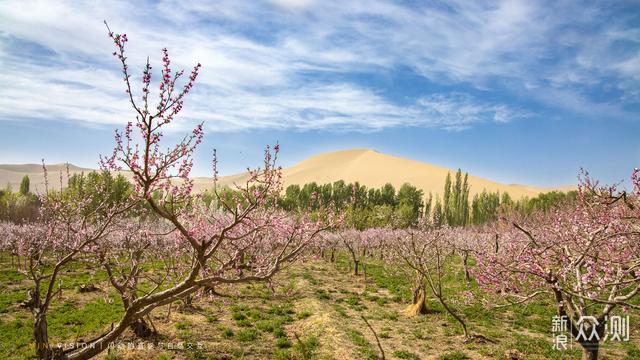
[1,253,639,360]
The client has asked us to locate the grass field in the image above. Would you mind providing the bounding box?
[1,254,639,359]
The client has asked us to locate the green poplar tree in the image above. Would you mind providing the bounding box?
[19,175,30,196]
[443,173,452,224]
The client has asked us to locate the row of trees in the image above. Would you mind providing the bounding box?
[278,181,422,212]
[276,181,425,228]
[0,176,39,223]
[1,171,577,231]
[469,189,578,224]
[1,160,576,234]
[275,169,576,229]
[438,169,470,226]
[1,171,138,224]
[316,168,639,360]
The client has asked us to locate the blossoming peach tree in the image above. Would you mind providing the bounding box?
[1,166,134,359]
[77,25,329,360]
[390,225,476,338]
[1,24,330,360]
[473,170,640,360]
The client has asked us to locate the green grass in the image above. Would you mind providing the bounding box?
[292,335,319,358]
[175,320,190,330]
[104,349,121,360]
[0,290,26,314]
[302,271,319,285]
[256,319,280,332]
[236,328,258,342]
[0,268,23,283]
[220,326,234,338]
[345,295,360,306]
[231,312,246,320]
[346,329,379,360]
[275,336,292,349]
[48,297,123,340]
[438,350,469,360]
[273,326,286,338]
[296,309,313,319]
[393,350,420,359]
[332,303,348,317]
[272,336,320,360]
[315,288,331,300]
[236,318,253,327]
[0,317,34,359]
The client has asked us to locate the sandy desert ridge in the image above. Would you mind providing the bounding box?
[0,149,571,198]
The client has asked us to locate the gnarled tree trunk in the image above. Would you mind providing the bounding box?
[404,274,429,316]
[403,284,428,316]
[577,327,602,360]
[34,312,53,360]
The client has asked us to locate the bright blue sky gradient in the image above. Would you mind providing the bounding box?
[0,0,639,187]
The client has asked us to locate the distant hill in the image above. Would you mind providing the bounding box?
[210,149,572,199]
[0,163,94,193]
[0,149,572,198]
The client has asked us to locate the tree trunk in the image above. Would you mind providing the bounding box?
[403,285,428,316]
[581,346,598,360]
[579,339,599,360]
[26,286,59,360]
[130,318,155,338]
[362,263,367,282]
[551,289,600,360]
[121,294,156,338]
[180,293,195,311]
[237,251,245,276]
[34,312,53,360]
[461,251,471,282]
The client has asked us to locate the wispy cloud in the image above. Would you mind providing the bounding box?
[184,85,522,132]
[0,0,638,133]
[417,94,530,130]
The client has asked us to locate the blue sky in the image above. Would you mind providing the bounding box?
[0,0,639,187]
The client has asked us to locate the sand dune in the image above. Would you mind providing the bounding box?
[210,149,570,199]
[0,163,95,193]
[1,149,571,198]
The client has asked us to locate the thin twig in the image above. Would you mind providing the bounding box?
[361,315,385,360]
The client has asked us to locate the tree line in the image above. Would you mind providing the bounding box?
[273,168,577,229]
[0,172,132,223]
[2,169,576,230]
[0,175,39,223]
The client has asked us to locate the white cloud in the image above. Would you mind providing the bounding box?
[614,55,640,80]
[269,0,315,11]
[416,94,528,129]
[181,87,527,132]
[0,0,637,133]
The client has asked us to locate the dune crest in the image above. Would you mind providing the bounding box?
[211,148,570,199]
[0,149,571,198]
